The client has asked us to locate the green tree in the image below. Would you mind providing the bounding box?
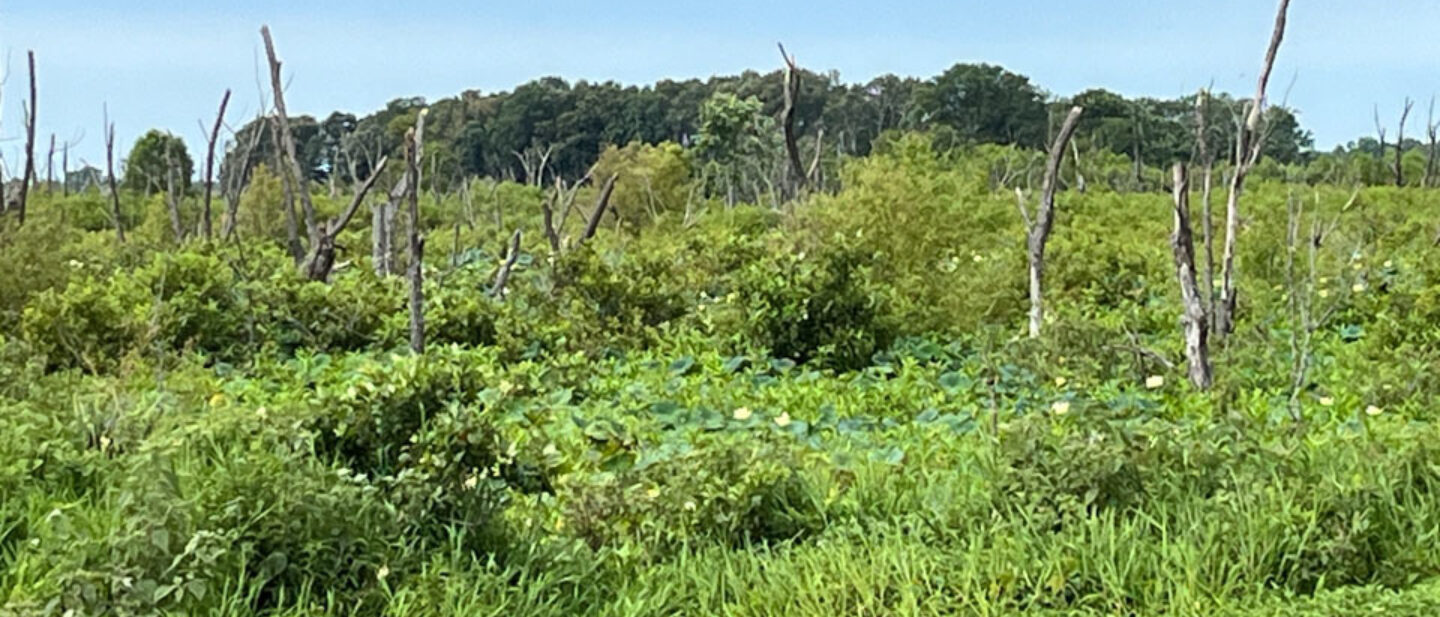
[123,130,195,194]
[912,63,1048,147]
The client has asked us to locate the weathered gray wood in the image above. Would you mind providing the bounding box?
[261,26,319,254]
[1171,163,1212,389]
[407,111,428,354]
[1026,106,1083,338]
[105,122,125,243]
[17,51,36,225]
[778,43,807,195]
[490,229,523,299]
[580,174,618,244]
[305,156,388,282]
[202,89,231,241]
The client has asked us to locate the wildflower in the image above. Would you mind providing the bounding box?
[972,253,984,263]
[376,565,390,581]
[773,412,792,428]
[1054,376,1067,388]
[1051,400,1071,415]
[1352,283,1366,293]
[464,475,479,490]
[1384,260,1394,268]
[208,393,225,407]
[99,435,112,451]
[1366,405,1383,417]
[256,406,268,419]
[732,407,753,421]
[646,487,660,499]
[1318,396,1334,407]
[542,443,559,457]
[1318,289,1330,299]
[1352,262,1363,271]
[1145,375,1165,389]
[683,500,697,511]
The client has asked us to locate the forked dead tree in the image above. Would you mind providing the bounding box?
[1215,0,1291,340]
[777,43,808,196]
[1395,98,1414,187]
[202,89,232,241]
[1171,163,1212,389]
[221,112,265,240]
[304,156,388,281]
[1194,90,1217,330]
[1016,106,1083,338]
[490,229,523,298]
[17,51,36,225]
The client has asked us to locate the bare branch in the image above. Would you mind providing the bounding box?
[202,89,232,241]
[580,173,618,244]
[1026,106,1083,338]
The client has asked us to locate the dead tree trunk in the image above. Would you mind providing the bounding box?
[271,118,305,262]
[406,111,428,354]
[1216,0,1290,340]
[777,43,808,196]
[105,122,125,243]
[1425,98,1438,188]
[221,112,265,241]
[490,229,523,298]
[17,51,37,225]
[580,174,619,245]
[1373,105,1387,166]
[1019,106,1083,339]
[305,156,387,281]
[261,26,318,254]
[1395,98,1413,187]
[1171,163,1212,389]
[374,172,405,276]
[46,134,55,192]
[61,141,68,197]
[164,139,185,242]
[1195,90,1217,329]
[202,89,231,241]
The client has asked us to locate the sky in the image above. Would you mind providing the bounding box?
[1,0,1438,174]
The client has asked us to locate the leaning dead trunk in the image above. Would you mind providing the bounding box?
[580,174,619,245]
[1395,98,1413,187]
[490,229,523,299]
[1216,0,1291,340]
[202,89,231,241]
[17,51,37,225]
[1020,106,1083,338]
[1171,163,1212,389]
[261,26,319,254]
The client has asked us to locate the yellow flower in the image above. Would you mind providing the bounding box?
[1384,260,1394,268]
[1352,262,1363,271]
[464,475,479,490]
[255,407,268,419]
[208,393,225,407]
[646,487,660,499]
[732,407,753,421]
[1051,400,1071,415]
[99,435,112,451]
[1054,376,1067,388]
[1352,283,1366,293]
[1318,396,1334,407]
[1145,375,1165,389]
[972,254,984,263]
[773,412,792,428]
[1365,405,1384,417]
[1318,289,1330,298]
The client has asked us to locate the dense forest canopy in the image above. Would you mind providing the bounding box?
[215,61,1322,192]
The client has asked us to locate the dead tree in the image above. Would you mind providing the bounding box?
[1016,106,1083,339]
[490,229,523,298]
[46,134,55,192]
[261,26,318,254]
[1395,98,1414,187]
[1215,0,1290,340]
[579,174,619,245]
[807,127,826,188]
[17,51,36,225]
[221,112,265,240]
[304,156,388,281]
[61,141,68,197]
[1170,163,1212,389]
[1194,90,1217,329]
[164,138,185,242]
[271,118,304,262]
[1373,105,1387,166]
[373,173,404,276]
[406,111,428,354]
[201,89,231,240]
[777,43,808,196]
[1425,98,1438,188]
[104,122,125,242]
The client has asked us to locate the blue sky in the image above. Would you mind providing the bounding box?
[2,1,1438,172]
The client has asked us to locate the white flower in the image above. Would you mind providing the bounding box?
[1319,289,1330,298]
[972,253,984,263]
[1352,283,1366,293]
[1318,396,1334,407]
[99,435,112,450]
[683,500,697,511]
[256,406,268,419]
[1054,376,1067,388]
[1384,260,1394,268]
[376,565,390,581]
[773,412,792,428]
[732,407,753,421]
[464,475,479,490]
[1145,375,1165,390]
[1051,400,1071,415]
[646,487,660,499]
[1366,405,1384,417]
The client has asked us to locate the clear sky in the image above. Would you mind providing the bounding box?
[2,1,1438,173]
